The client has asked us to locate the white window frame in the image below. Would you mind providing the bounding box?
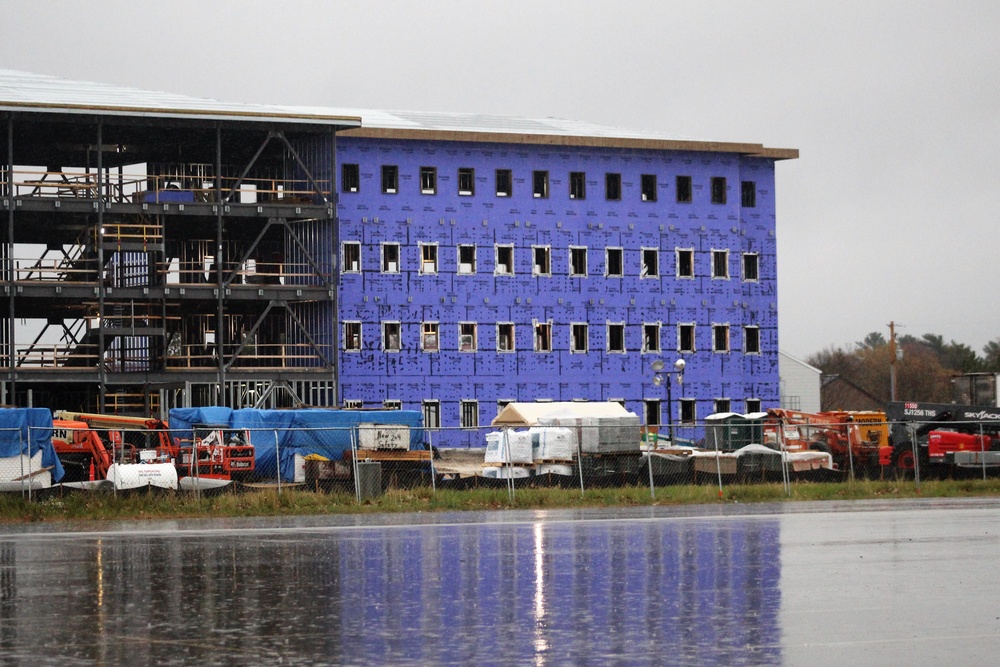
[607,322,626,354]
[497,322,516,353]
[457,244,476,275]
[641,247,659,279]
[458,167,475,196]
[343,321,362,352]
[383,399,402,410]
[423,400,441,430]
[744,325,761,354]
[421,321,440,352]
[342,241,361,273]
[532,245,551,276]
[745,398,762,414]
[344,399,363,409]
[420,243,438,275]
[642,322,661,354]
[495,244,514,276]
[570,322,589,354]
[742,252,759,282]
[676,248,695,279]
[533,320,553,353]
[382,321,401,353]
[420,166,437,195]
[460,400,479,429]
[711,249,730,280]
[381,242,400,274]
[678,323,696,353]
[459,322,477,353]
[569,246,588,277]
[606,247,624,278]
[712,323,730,353]
[644,399,661,426]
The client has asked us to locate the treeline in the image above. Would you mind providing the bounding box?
[807,333,1000,404]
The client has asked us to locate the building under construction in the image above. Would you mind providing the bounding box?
[1,71,797,448]
[0,71,359,414]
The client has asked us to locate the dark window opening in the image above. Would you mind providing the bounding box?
[676,175,692,203]
[608,323,625,353]
[680,399,696,423]
[497,323,515,352]
[571,323,588,353]
[382,243,399,273]
[746,398,762,414]
[641,249,658,278]
[422,322,439,352]
[741,180,756,208]
[641,174,657,202]
[342,163,360,193]
[461,401,479,429]
[533,246,551,276]
[570,247,587,276]
[421,244,438,274]
[677,249,694,278]
[496,245,514,275]
[644,400,661,426]
[458,167,475,196]
[711,176,727,204]
[569,171,586,200]
[423,401,440,429]
[383,322,400,352]
[381,165,398,194]
[714,399,731,414]
[459,322,477,352]
[745,326,760,354]
[420,166,437,194]
[458,245,476,274]
[605,173,621,201]
[606,247,623,277]
[342,242,360,273]
[344,322,361,351]
[643,324,660,353]
[533,170,549,198]
[496,169,512,197]
[534,322,552,352]
[743,253,759,281]
[712,250,729,279]
[713,324,730,353]
[679,324,695,353]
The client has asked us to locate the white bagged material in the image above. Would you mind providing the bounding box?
[534,463,574,476]
[529,427,576,461]
[484,430,533,464]
[482,466,531,479]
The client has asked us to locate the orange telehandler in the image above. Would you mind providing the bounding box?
[764,409,888,476]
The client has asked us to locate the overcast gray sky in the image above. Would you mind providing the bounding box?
[2,0,997,359]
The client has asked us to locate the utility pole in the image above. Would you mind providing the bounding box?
[888,321,898,401]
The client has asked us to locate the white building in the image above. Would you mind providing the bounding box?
[778,350,821,412]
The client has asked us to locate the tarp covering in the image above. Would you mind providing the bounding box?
[168,408,424,481]
[0,408,64,482]
[492,401,631,427]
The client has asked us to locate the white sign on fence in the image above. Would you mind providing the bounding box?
[358,423,409,451]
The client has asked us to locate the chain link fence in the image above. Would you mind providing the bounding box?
[0,416,997,501]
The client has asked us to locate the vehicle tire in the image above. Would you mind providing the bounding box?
[891,444,915,478]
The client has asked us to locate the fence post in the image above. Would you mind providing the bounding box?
[427,429,437,493]
[576,424,585,497]
[910,423,921,493]
[778,421,791,496]
[502,427,514,503]
[22,427,30,501]
[846,419,855,482]
[713,423,724,499]
[273,429,281,495]
[351,427,361,503]
[647,446,656,500]
[981,423,987,481]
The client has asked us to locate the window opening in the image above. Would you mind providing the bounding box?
[496,169,512,197]
[496,245,514,275]
[679,323,696,353]
[420,166,437,194]
[569,171,586,199]
[606,247,623,277]
[533,246,551,276]
[422,322,439,352]
[458,245,476,274]
[570,247,587,276]
[421,244,438,274]
[497,323,515,352]
[458,167,475,196]
[641,174,657,202]
[677,249,694,278]
[571,323,588,353]
[605,173,621,201]
[460,322,477,352]
[381,165,398,194]
[383,322,401,352]
[641,248,658,278]
[608,323,625,353]
[533,170,549,198]
[342,242,361,273]
[344,322,361,351]
[711,176,726,204]
[676,175,692,203]
[382,243,400,273]
[342,164,360,193]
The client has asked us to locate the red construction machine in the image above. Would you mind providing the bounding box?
[764,409,888,475]
[52,411,255,482]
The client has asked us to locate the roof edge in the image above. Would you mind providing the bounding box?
[339,127,798,159]
[0,101,362,127]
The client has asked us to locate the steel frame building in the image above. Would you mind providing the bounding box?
[0,71,796,448]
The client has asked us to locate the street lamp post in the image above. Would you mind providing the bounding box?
[651,358,686,446]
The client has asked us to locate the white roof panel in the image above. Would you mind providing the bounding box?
[0,70,360,126]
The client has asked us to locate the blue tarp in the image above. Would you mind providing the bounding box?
[0,408,64,482]
[168,408,424,481]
